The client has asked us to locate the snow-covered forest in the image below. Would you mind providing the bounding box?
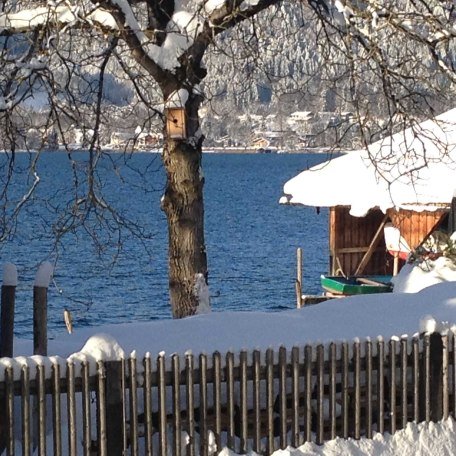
[1,1,455,151]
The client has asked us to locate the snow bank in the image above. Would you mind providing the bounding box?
[262,418,456,456]
[6,281,456,360]
[217,419,456,455]
[393,258,456,293]
[4,262,456,377]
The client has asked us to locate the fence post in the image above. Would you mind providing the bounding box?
[105,360,125,456]
[429,332,443,422]
[33,262,53,356]
[419,332,443,423]
[0,263,17,357]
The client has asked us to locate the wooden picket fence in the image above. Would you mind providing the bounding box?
[0,331,454,455]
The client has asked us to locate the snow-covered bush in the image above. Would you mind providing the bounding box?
[393,231,456,293]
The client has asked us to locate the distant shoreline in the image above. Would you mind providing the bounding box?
[0,146,346,155]
[202,147,342,154]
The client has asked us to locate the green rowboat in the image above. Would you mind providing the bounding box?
[321,275,393,296]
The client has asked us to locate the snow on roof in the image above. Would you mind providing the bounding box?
[281,108,456,217]
[165,88,189,108]
[290,111,313,120]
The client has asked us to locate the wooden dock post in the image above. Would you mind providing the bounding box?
[0,263,17,358]
[296,248,303,308]
[33,262,53,356]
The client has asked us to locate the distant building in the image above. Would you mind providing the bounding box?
[110,132,133,148]
[251,137,270,149]
[110,131,162,149]
[137,133,162,148]
[288,111,314,122]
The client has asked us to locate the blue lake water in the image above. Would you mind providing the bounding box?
[0,152,331,339]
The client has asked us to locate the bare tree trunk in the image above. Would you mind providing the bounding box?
[161,93,208,318]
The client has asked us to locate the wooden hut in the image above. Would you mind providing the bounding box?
[281,108,456,278]
[327,206,447,277]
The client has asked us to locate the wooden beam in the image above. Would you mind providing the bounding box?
[357,277,389,287]
[337,247,369,254]
[302,295,332,305]
[355,215,389,276]
[393,254,399,276]
[333,255,346,277]
[329,208,337,275]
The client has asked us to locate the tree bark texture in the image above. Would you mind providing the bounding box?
[161,93,208,318]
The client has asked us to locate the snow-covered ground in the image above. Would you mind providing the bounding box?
[3,264,456,455]
[7,279,456,362]
[221,418,456,455]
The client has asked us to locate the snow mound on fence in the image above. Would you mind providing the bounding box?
[73,333,125,361]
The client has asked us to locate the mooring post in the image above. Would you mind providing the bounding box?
[0,263,18,358]
[296,247,303,308]
[33,262,53,356]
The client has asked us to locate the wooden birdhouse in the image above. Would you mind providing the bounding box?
[165,107,187,139]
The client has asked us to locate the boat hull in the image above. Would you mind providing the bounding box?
[321,275,393,296]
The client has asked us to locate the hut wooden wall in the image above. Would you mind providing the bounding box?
[329,207,391,276]
[329,207,447,277]
[387,208,447,251]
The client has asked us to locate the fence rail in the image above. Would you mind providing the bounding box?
[0,331,454,455]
